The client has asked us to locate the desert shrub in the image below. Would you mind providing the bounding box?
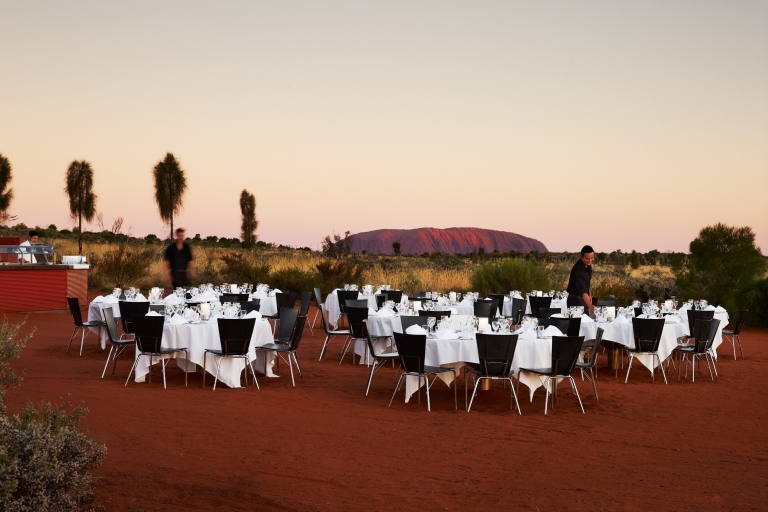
[218,253,271,284]
[93,244,156,288]
[735,277,768,328]
[315,259,364,293]
[676,223,766,317]
[591,270,635,306]
[270,268,319,293]
[470,259,552,296]
[0,318,106,511]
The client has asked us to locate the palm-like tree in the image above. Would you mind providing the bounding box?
[0,154,13,223]
[152,153,187,240]
[64,160,97,254]
[240,189,258,248]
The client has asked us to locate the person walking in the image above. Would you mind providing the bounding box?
[164,228,196,288]
[566,245,595,313]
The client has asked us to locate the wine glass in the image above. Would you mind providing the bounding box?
[537,326,544,338]
[426,316,436,332]
[492,320,499,332]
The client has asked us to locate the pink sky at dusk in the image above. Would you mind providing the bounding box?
[1,1,766,253]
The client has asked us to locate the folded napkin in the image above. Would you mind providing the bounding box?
[479,324,492,334]
[665,315,681,324]
[715,306,727,313]
[378,308,395,317]
[164,294,183,305]
[551,313,566,318]
[517,330,537,341]
[581,314,594,323]
[104,296,119,304]
[448,308,458,315]
[92,296,104,303]
[170,314,188,325]
[613,315,629,324]
[437,297,449,305]
[542,325,563,337]
[244,310,261,320]
[406,325,427,335]
[135,294,148,302]
[437,329,455,339]
[145,311,161,316]
[252,290,268,299]
[368,308,378,316]
[703,305,716,311]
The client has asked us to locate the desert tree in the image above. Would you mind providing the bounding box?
[239,189,258,248]
[64,160,97,254]
[0,154,13,223]
[152,153,187,240]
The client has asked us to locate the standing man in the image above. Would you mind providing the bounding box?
[18,230,39,263]
[164,228,197,288]
[566,245,595,313]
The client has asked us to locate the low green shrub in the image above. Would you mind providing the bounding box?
[735,277,768,328]
[218,253,271,284]
[470,259,552,296]
[316,259,364,294]
[92,244,156,288]
[270,268,320,293]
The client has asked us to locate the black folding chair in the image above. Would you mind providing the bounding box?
[539,317,582,337]
[473,300,496,322]
[363,319,400,396]
[203,318,259,390]
[298,291,313,335]
[723,310,747,360]
[384,290,404,303]
[389,332,457,411]
[538,307,562,319]
[488,294,508,317]
[118,300,150,340]
[625,317,667,384]
[125,314,187,389]
[340,306,368,365]
[66,296,105,356]
[676,319,719,382]
[311,287,324,331]
[318,304,350,361]
[465,333,521,414]
[518,335,585,414]
[101,307,136,378]
[254,316,307,386]
[576,327,603,402]
[528,296,552,318]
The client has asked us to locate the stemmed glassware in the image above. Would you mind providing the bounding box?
[426,316,436,333]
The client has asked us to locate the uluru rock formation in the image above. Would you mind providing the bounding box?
[348,227,547,255]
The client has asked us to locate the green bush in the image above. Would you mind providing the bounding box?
[93,244,156,288]
[470,259,552,296]
[218,253,271,284]
[591,271,635,307]
[735,277,768,328]
[270,268,319,293]
[316,259,364,294]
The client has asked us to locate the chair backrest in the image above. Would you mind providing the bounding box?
[217,318,256,355]
[346,299,369,309]
[732,310,747,335]
[508,297,525,323]
[539,307,561,319]
[346,306,369,338]
[149,304,166,315]
[687,310,715,339]
[393,331,427,374]
[582,327,604,368]
[418,310,451,320]
[691,319,712,353]
[704,318,721,351]
[633,307,643,318]
[299,291,312,316]
[66,297,83,327]
[384,290,403,303]
[473,301,494,320]
[399,315,425,332]
[336,291,359,312]
[375,294,386,309]
[276,307,299,343]
[118,301,151,334]
[488,294,507,316]
[275,292,297,311]
[540,317,581,337]
[631,317,665,352]
[102,307,120,344]
[364,319,395,357]
[549,335,584,376]
[313,287,324,306]
[413,292,428,298]
[289,315,307,351]
[132,314,165,353]
[473,333,518,377]
[320,304,337,334]
[595,298,617,307]
[221,293,249,303]
[241,299,261,314]
[528,296,552,317]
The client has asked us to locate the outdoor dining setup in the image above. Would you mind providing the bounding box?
[68,281,743,415]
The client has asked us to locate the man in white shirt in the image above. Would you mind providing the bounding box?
[18,230,39,263]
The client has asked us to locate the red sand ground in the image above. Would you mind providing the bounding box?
[4,300,768,511]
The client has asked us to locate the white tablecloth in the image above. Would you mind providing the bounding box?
[324,290,390,328]
[249,294,277,317]
[88,297,123,349]
[433,302,474,316]
[520,297,568,316]
[677,308,729,359]
[133,318,274,388]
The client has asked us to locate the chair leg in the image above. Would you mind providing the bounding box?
[568,376,585,414]
[589,367,599,402]
[287,351,295,387]
[319,335,331,361]
[389,373,405,408]
[246,356,259,389]
[183,350,188,387]
[656,354,667,384]
[203,352,208,388]
[111,346,124,375]
[544,377,550,415]
[736,334,744,358]
[292,352,303,379]
[124,354,140,386]
[366,360,378,396]
[101,345,114,378]
[709,351,718,377]
[624,354,634,383]
[424,374,431,412]
[508,377,521,414]
[213,356,222,390]
[453,370,457,411]
[79,328,86,356]
[467,377,482,412]
[161,356,168,389]
[67,327,78,353]
[705,353,715,381]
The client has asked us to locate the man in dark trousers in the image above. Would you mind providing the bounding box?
[566,245,595,314]
[164,228,197,288]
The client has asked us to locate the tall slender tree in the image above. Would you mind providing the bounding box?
[239,189,258,248]
[152,153,187,240]
[64,160,97,254]
[0,154,13,223]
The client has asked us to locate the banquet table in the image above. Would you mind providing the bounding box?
[677,307,730,358]
[133,316,274,388]
[87,296,129,348]
[325,290,408,328]
[249,292,277,317]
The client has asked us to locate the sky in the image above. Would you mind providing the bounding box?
[1,0,766,253]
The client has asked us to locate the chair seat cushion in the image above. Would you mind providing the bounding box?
[329,329,350,334]
[111,339,136,345]
[722,329,734,335]
[423,365,453,374]
[256,343,291,351]
[373,352,399,360]
[82,321,105,327]
[520,367,553,376]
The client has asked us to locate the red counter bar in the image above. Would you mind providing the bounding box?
[0,264,88,312]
